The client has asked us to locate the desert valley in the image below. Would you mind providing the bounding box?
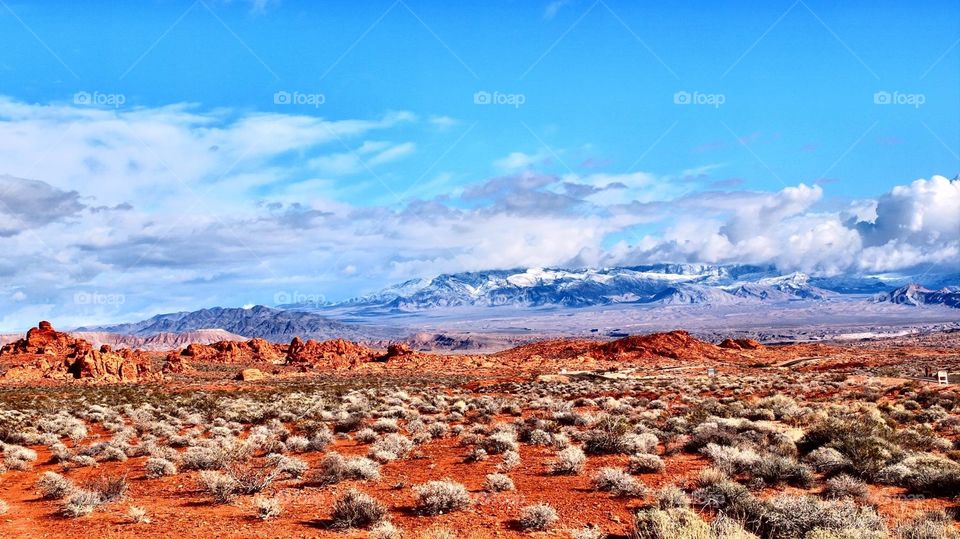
[1,278,960,538]
[1,1,958,537]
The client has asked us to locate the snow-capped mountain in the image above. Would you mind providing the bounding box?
[286,264,849,313]
[725,272,830,301]
[875,284,960,308]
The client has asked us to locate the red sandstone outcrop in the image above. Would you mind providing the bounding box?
[0,322,155,383]
[162,351,191,373]
[179,338,285,363]
[0,320,88,357]
[718,338,765,350]
[592,330,724,361]
[285,337,378,368]
[382,342,415,361]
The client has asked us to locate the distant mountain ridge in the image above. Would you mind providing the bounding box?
[290,265,846,313]
[0,329,244,351]
[78,305,391,342]
[81,265,959,343]
[875,284,960,308]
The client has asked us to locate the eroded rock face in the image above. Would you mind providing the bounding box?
[286,337,378,368]
[1,320,88,357]
[70,347,143,382]
[180,339,285,363]
[719,338,764,350]
[162,351,191,373]
[0,322,154,383]
[382,342,415,361]
[592,330,724,361]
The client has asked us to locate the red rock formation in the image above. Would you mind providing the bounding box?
[179,339,285,363]
[0,322,154,383]
[0,320,88,358]
[719,338,765,350]
[162,351,191,373]
[381,342,415,361]
[285,337,378,368]
[592,330,724,361]
[70,348,142,382]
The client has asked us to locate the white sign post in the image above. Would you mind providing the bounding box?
[937,371,949,385]
[707,367,716,378]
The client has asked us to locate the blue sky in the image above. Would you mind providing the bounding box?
[0,0,957,328]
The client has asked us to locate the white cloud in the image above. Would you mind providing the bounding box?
[606,177,959,276]
[493,149,552,171]
[428,115,458,129]
[0,97,956,329]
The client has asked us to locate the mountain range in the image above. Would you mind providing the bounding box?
[876,284,960,308]
[77,305,395,343]
[287,264,957,313]
[78,265,959,342]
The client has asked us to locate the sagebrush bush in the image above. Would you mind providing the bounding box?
[144,457,177,479]
[498,450,521,472]
[311,452,380,485]
[226,461,280,495]
[285,435,310,453]
[127,505,150,524]
[331,489,387,529]
[632,507,710,539]
[591,468,646,497]
[355,428,378,443]
[3,445,37,470]
[753,494,885,538]
[879,454,960,496]
[181,446,228,471]
[253,495,282,520]
[552,446,586,475]
[628,453,665,474]
[483,431,518,454]
[518,503,558,531]
[268,453,308,479]
[484,473,515,492]
[36,471,74,500]
[370,520,401,539]
[570,526,605,539]
[655,485,689,509]
[371,433,413,462]
[413,480,471,515]
[199,471,238,503]
[894,510,960,539]
[85,474,128,502]
[805,447,852,474]
[60,489,102,518]
[822,474,868,500]
[583,416,629,455]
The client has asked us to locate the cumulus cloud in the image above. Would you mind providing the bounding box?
[604,176,959,276]
[855,176,960,272]
[0,97,955,329]
[0,175,85,236]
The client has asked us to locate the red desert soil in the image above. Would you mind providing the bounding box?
[1,325,959,537]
